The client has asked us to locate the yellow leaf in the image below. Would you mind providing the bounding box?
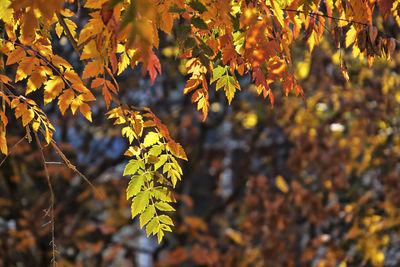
[345,25,357,48]
[65,19,78,40]
[31,119,41,132]
[15,57,40,82]
[26,67,48,95]
[275,175,289,193]
[81,40,100,60]
[70,95,83,114]
[22,108,34,127]
[44,76,64,105]
[44,124,52,144]
[118,52,130,75]
[55,22,63,38]
[307,30,318,53]
[58,88,75,115]
[0,128,7,155]
[0,0,13,24]
[14,101,27,119]
[143,132,160,147]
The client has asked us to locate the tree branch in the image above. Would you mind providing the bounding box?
[283,8,368,26]
[56,12,81,56]
[0,135,26,167]
[34,130,57,266]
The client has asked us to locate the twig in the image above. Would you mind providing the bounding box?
[34,130,57,266]
[0,135,26,167]
[45,162,64,165]
[43,131,105,199]
[56,12,81,56]
[283,8,368,26]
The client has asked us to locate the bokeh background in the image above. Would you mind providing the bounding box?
[1,5,400,267]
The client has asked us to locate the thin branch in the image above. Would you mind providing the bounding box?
[283,8,368,26]
[0,135,26,167]
[34,130,57,266]
[43,131,105,200]
[56,12,81,56]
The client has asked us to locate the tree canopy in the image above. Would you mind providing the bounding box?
[1,0,400,266]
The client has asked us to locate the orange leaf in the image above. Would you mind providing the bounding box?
[0,128,7,155]
[58,88,75,115]
[20,9,38,43]
[0,74,11,85]
[91,78,105,88]
[79,102,92,122]
[102,84,112,108]
[82,60,102,79]
[6,46,26,65]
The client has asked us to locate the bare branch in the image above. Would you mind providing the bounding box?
[34,130,57,266]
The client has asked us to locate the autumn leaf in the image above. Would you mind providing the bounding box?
[82,60,102,79]
[15,57,40,82]
[26,67,49,95]
[58,88,75,115]
[44,76,64,105]
[0,128,7,155]
[79,102,92,122]
[6,46,26,65]
[146,50,162,84]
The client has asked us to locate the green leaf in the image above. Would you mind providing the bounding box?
[215,74,240,104]
[159,215,174,226]
[123,159,141,176]
[191,16,208,30]
[151,186,174,202]
[126,175,145,199]
[188,0,207,13]
[155,201,175,211]
[143,132,160,147]
[148,145,163,157]
[163,163,172,174]
[131,190,151,218]
[211,65,226,83]
[140,205,156,228]
[154,154,168,171]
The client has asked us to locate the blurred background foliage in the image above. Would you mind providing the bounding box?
[1,4,400,267]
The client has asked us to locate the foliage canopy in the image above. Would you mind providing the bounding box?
[0,0,399,253]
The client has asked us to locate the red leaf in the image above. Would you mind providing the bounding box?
[146,50,161,84]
